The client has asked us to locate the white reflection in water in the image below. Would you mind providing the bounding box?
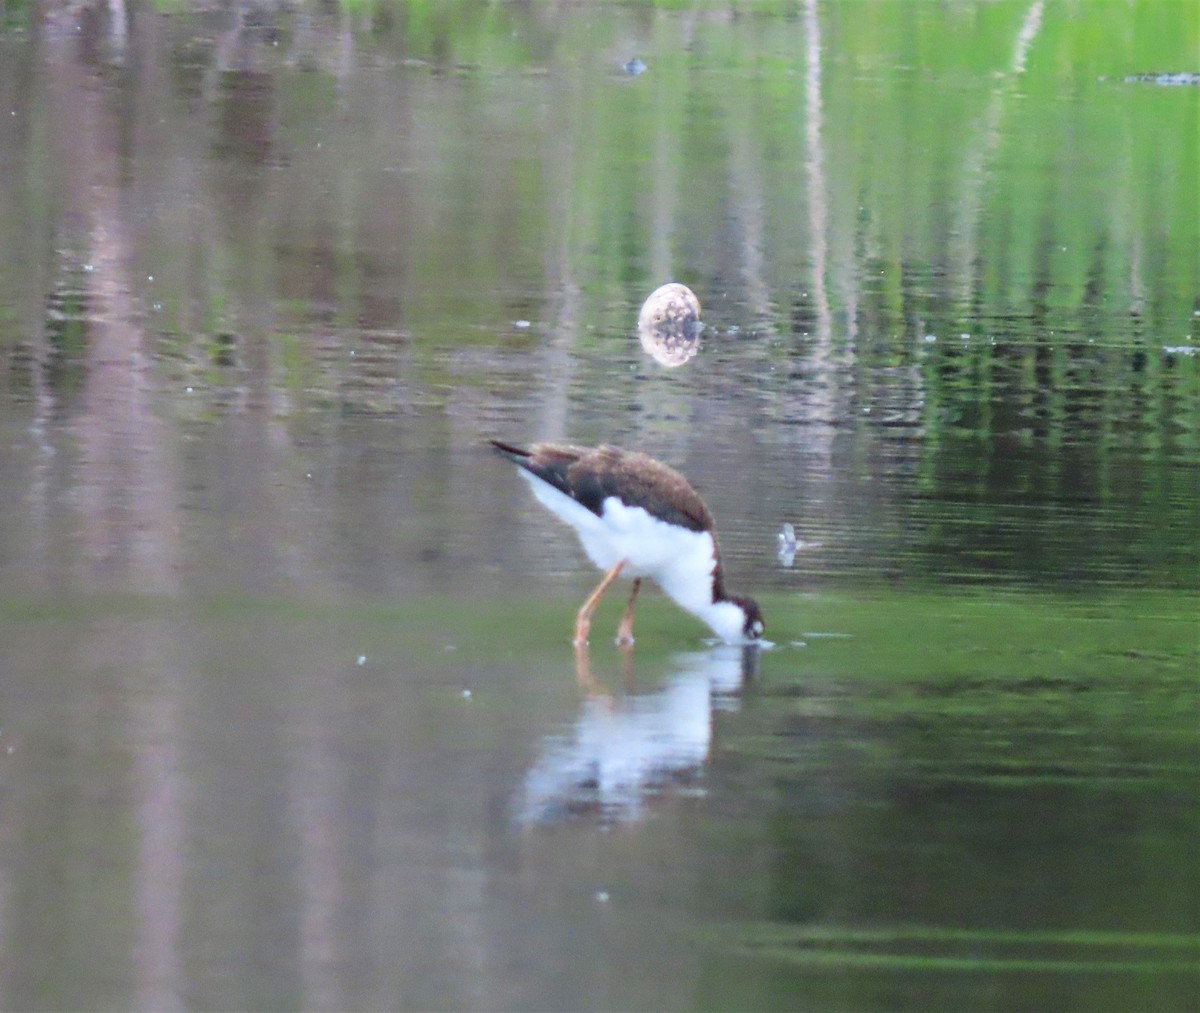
[518,645,758,825]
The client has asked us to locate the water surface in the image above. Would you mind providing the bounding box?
[0,1,1197,1009]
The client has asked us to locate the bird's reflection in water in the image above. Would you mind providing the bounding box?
[517,644,759,825]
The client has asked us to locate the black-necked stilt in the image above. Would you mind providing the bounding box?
[491,440,765,646]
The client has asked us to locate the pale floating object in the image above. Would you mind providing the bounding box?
[637,283,703,367]
[777,522,797,567]
[777,524,822,566]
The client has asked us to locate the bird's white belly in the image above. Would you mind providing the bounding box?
[585,497,710,579]
[522,471,716,608]
[518,471,747,641]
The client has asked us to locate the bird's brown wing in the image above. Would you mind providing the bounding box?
[492,440,714,534]
[565,446,714,534]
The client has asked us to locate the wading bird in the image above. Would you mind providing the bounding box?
[491,441,764,646]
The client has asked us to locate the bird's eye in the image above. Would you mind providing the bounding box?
[751,621,764,638]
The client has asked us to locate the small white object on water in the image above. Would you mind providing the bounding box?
[356,655,366,666]
[639,283,700,330]
[513,319,531,329]
[637,282,702,367]
[777,525,796,566]
[461,688,472,699]
[185,386,193,393]
[595,890,610,903]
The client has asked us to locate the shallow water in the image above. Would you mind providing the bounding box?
[1,1,1198,1009]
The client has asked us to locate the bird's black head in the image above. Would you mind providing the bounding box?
[734,596,765,641]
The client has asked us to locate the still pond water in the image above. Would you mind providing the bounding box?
[0,2,1198,1010]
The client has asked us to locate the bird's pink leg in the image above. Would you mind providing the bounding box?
[574,560,626,645]
[615,578,642,645]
